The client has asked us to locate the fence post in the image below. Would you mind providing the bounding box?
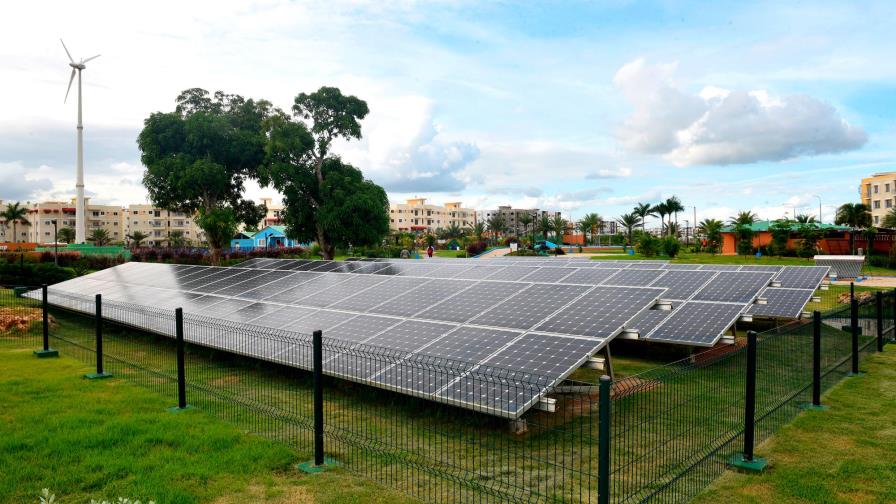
[299,329,333,473]
[85,294,111,379]
[849,298,862,376]
[801,311,828,411]
[877,291,884,352]
[169,308,189,411]
[730,330,767,472]
[892,288,896,344]
[34,284,58,358]
[850,281,855,303]
[598,374,611,504]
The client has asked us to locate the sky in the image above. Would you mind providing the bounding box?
[1,0,894,229]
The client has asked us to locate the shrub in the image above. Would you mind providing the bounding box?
[662,237,681,258]
[0,262,75,286]
[466,241,488,256]
[637,234,660,257]
[456,251,468,258]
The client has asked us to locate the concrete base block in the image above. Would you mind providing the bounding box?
[728,454,768,473]
[297,457,339,474]
[84,372,113,380]
[33,349,59,358]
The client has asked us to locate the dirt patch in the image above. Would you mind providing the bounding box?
[211,481,314,504]
[0,307,51,333]
[837,291,873,304]
[612,376,662,399]
[209,375,242,386]
[692,339,746,365]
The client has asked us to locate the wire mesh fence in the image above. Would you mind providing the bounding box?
[1,283,892,504]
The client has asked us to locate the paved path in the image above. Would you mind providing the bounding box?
[833,276,896,287]
[478,247,511,258]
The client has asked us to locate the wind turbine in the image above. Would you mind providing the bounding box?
[61,39,100,244]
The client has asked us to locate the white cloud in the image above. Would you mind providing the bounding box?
[0,162,54,202]
[585,167,632,179]
[338,95,479,192]
[614,58,868,166]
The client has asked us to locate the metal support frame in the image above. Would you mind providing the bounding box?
[877,291,884,352]
[298,329,336,473]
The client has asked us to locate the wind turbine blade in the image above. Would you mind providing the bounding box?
[64,69,75,103]
[60,38,74,63]
[82,54,101,63]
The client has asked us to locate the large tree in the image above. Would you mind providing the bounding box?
[138,88,271,261]
[259,87,387,259]
[616,212,641,245]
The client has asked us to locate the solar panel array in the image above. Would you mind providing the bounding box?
[34,261,665,418]
[237,258,828,342]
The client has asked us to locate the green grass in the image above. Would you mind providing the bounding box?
[434,249,465,258]
[590,251,896,275]
[0,342,415,504]
[693,349,896,504]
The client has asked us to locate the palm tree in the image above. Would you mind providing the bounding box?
[666,222,680,239]
[551,215,567,244]
[882,208,896,229]
[575,220,590,245]
[537,215,553,242]
[794,214,817,224]
[57,227,76,244]
[664,196,685,235]
[579,213,600,245]
[699,218,724,254]
[616,212,641,245]
[486,214,507,245]
[467,222,486,243]
[443,222,465,240]
[87,228,111,246]
[633,203,655,233]
[169,230,188,248]
[518,213,534,244]
[1,202,29,243]
[835,203,872,254]
[652,202,669,236]
[728,210,759,227]
[127,230,149,248]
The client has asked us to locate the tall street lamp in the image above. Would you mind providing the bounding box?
[52,219,58,266]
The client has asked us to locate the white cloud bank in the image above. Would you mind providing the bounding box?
[614,59,868,167]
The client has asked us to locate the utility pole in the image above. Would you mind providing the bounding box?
[52,219,58,266]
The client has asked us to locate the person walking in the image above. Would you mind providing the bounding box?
[426,245,434,258]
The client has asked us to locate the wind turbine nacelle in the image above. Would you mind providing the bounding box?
[70,62,86,70]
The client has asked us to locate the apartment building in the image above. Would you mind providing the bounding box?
[476,206,562,237]
[0,199,124,244]
[389,198,477,233]
[258,197,285,229]
[860,172,896,226]
[126,204,206,247]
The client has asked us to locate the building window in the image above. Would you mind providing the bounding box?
[874,185,879,194]
[874,200,881,209]
[875,215,880,224]
[888,200,893,209]
[887,184,891,193]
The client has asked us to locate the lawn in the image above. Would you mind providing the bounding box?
[0,342,415,504]
[693,349,896,504]
[589,251,896,276]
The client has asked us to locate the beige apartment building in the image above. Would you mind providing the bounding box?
[860,172,896,226]
[477,206,562,237]
[389,198,477,233]
[126,204,206,247]
[0,198,124,244]
[258,197,285,229]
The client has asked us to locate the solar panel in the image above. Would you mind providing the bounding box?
[534,287,664,338]
[698,264,743,272]
[265,273,350,303]
[773,266,829,290]
[415,281,528,323]
[294,275,389,308]
[518,267,577,284]
[748,288,815,318]
[338,276,427,312]
[602,268,667,286]
[646,270,715,301]
[369,279,473,317]
[470,284,591,330]
[643,301,745,346]
[691,271,774,303]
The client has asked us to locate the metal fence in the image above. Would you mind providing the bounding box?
[1,284,892,504]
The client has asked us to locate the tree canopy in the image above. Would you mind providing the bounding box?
[138,88,272,258]
[259,87,387,259]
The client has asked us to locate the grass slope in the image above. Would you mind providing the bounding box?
[0,344,415,504]
[694,350,896,503]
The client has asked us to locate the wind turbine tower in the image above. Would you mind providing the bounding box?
[61,39,100,244]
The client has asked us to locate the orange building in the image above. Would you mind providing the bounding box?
[719,222,853,255]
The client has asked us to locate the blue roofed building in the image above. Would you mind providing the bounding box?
[230,225,301,251]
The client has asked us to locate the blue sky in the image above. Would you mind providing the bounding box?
[1,0,894,227]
